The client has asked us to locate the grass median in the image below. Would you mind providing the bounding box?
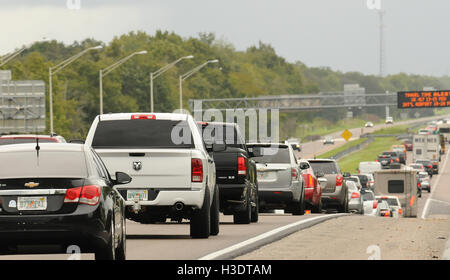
[317,138,368,159]
[337,137,401,173]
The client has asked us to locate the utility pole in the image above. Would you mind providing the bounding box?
[378,9,386,77]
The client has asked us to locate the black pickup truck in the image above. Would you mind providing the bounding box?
[198,122,259,224]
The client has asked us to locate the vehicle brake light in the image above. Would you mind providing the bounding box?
[398,208,403,215]
[390,159,394,163]
[191,158,203,182]
[309,174,314,187]
[428,165,432,169]
[238,157,247,175]
[79,185,101,206]
[396,158,399,162]
[336,174,343,187]
[131,114,156,120]
[64,187,82,203]
[351,192,360,199]
[373,201,378,209]
[292,168,299,180]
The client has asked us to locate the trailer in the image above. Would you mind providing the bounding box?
[438,122,450,143]
[373,169,418,218]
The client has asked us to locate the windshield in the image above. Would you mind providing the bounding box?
[252,146,290,164]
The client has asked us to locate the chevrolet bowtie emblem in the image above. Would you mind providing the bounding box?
[24,182,39,188]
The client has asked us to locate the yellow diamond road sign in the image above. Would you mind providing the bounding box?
[341,129,352,142]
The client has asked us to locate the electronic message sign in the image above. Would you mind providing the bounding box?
[398,90,450,109]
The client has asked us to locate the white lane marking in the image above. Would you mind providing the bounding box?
[421,150,449,219]
[428,198,450,206]
[198,214,345,260]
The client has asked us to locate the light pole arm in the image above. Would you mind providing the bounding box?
[102,52,140,76]
[153,57,184,78]
[181,62,209,81]
[51,48,90,75]
[0,47,27,67]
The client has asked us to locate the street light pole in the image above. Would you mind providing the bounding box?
[149,55,193,112]
[48,45,102,133]
[99,50,147,115]
[0,38,48,67]
[179,59,219,110]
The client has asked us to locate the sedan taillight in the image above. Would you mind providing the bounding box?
[64,185,101,206]
[192,158,204,182]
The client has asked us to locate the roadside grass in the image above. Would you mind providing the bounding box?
[337,137,401,174]
[371,124,418,135]
[297,118,372,142]
[317,138,368,159]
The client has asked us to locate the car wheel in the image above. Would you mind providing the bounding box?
[312,198,323,213]
[251,190,259,223]
[95,217,116,260]
[190,188,211,239]
[115,214,126,260]
[234,190,251,224]
[210,185,220,236]
[292,189,305,215]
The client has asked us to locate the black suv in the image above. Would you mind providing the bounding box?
[199,122,259,224]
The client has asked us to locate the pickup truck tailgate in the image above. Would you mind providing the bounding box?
[97,149,192,189]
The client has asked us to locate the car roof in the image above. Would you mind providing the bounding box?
[99,112,190,121]
[0,143,86,153]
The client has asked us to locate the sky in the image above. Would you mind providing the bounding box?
[1,0,449,76]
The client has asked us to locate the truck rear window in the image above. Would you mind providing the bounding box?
[92,120,194,149]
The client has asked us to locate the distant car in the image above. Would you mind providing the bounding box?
[298,159,322,213]
[376,196,403,218]
[417,171,431,192]
[376,154,393,168]
[287,138,302,152]
[402,139,413,151]
[418,129,431,135]
[409,163,425,173]
[0,143,130,260]
[0,134,67,145]
[415,159,434,177]
[323,136,335,145]
[365,122,374,128]
[358,161,382,175]
[346,176,362,190]
[385,117,394,125]
[361,189,377,216]
[376,200,392,217]
[431,159,439,174]
[346,181,363,214]
[382,151,401,164]
[249,143,305,215]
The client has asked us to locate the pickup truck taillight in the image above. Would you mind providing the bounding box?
[291,168,298,180]
[238,157,247,175]
[64,185,101,206]
[191,158,203,182]
[373,201,378,209]
[336,174,343,187]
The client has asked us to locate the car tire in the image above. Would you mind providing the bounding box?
[339,191,349,213]
[233,190,251,224]
[291,189,305,215]
[190,188,211,239]
[115,214,126,260]
[210,185,220,236]
[312,198,323,213]
[251,189,259,223]
[95,217,116,260]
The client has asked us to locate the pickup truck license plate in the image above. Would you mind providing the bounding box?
[127,190,148,201]
[17,196,47,210]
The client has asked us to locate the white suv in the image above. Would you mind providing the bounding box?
[85,113,220,238]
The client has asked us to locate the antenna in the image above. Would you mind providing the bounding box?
[35,137,40,166]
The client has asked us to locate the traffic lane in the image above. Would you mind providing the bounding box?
[421,149,450,219]
[0,213,324,260]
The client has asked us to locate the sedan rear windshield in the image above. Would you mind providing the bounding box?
[0,138,57,145]
[380,198,399,206]
[252,146,290,164]
[309,161,340,175]
[92,119,194,149]
[0,151,88,179]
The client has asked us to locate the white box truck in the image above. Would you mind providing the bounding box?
[413,134,441,162]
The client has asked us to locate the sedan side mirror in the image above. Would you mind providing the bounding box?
[114,172,132,185]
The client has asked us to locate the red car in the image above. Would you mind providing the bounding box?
[402,139,413,151]
[299,159,322,213]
